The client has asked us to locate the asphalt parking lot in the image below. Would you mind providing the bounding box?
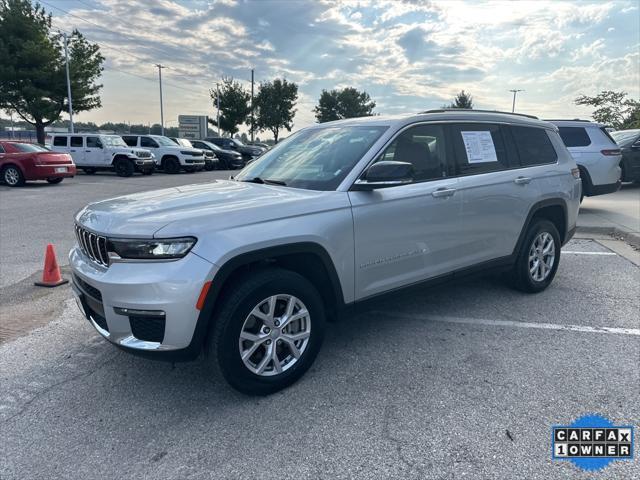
[0,173,639,479]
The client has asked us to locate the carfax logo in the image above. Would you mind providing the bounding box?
[552,415,634,471]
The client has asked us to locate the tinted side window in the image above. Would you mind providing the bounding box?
[0,144,4,153]
[70,136,83,147]
[451,124,509,175]
[53,136,68,147]
[140,137,158,148]
[122,136,137,147]
[86,136,101,148]
[558,127,591,147]
[510,126,557,166]
[374,124,448,182]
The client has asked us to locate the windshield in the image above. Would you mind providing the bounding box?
[235,125,388,191]
[178,138,193,147]
[10,143,49,152]
[154,136,179,147]
[232,138,244,146]
[611,130,640,146]
[103,136,127,147]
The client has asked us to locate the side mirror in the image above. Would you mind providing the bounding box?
[353,161,413,190]
[631,142,640,150]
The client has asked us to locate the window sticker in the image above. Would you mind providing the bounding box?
[461,131,498,163]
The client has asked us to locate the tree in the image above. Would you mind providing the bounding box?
[254,78,298,143]
[209,77,251,136]
[0,0,104,143]
[314,87,376,123]
[575,91,640,129]
[447,90,473,109]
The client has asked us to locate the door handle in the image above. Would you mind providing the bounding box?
[514,176,532,185]
[432,187,457,198]
[70,149,76,152]
[85,150,91,152]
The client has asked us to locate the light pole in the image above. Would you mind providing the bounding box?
[250,68,255,142]
[156,64,165,135]
[216,82,221,136]
[63,33,74,133]
[509,89,524,113]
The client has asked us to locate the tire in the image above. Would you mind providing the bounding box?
[114,158,134,177]
[142,169,154,175]
[509,219,561,293]
[206,268,326,395]
[83,168,97,175]
[2,165,25,187]
[46,178,64,184]
[163,157,181,174]
[204,162,214,171]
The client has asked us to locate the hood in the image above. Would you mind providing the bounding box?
[75,180,337,237]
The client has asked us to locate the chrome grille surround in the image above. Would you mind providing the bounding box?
[75,224,109,267]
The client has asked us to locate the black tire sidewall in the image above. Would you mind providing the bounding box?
[213,270,325,395]
[164,157,180,174]
[516,219,561,293]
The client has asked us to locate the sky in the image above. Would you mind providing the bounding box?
[39,0,640,137]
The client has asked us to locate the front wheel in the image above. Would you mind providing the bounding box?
[114,158,134,177]
[163,157,181,174]
[509,219,561,293]
[46,178,64,184]
[206,268,326,395]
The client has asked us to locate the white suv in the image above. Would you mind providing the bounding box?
[49,133,155,176]
[122,135,205,173]
[70,110,580,395]
[549,120,622,200]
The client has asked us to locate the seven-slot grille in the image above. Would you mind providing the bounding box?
[75,224,109,266]
[137,151,151,158]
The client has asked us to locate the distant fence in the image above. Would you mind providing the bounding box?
[0,131,38,142]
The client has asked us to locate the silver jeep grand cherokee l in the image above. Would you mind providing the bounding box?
[70,110,581,395]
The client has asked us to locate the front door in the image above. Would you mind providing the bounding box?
[348,123,463,300]
[85,136,107,166]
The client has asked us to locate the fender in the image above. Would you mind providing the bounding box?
[512,198,569,256]
[174,242,346,361]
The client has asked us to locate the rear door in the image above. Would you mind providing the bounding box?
[451,123,540,266]
[68,136,86,165]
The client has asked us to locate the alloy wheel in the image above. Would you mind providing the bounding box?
[4,167,20,186]
[528,232,555,282]
[238,294,311,376]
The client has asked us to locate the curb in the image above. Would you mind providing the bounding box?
[576,226,640,249]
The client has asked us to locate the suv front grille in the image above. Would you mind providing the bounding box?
[137,151,151,158]
[75,224,109,266]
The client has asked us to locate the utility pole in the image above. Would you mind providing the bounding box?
[216,82,221,136]
[63,33,74,133]
[509,89,524,113]
[156,64,165,135]
[250,69,255,142]
[10,111,14,138]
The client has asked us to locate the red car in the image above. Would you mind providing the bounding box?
[0,141,76,187]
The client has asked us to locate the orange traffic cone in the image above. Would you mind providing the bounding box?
[34,244,69,287]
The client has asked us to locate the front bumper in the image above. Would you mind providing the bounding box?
[69,246,215,354]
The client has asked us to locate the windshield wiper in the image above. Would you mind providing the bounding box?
[242,177,287,186]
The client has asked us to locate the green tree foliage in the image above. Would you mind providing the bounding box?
[254,78,298,143]
[314,87,376,123]
[0,0,104,143]
[209,77,251,136]
[448,90,473,109]
[575,91,640,130]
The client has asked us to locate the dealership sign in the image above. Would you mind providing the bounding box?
[178,115,208,139]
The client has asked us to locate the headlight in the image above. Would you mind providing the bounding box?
[107,237,196,260]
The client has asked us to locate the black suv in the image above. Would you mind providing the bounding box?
[205,137,265,161]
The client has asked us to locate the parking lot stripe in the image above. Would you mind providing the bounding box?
[373,312,640,336]
[561,251,617,255]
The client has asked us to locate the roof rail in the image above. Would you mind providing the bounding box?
[420,108,539,120]
[543,119,591,122]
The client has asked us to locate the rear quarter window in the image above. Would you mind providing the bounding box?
[53,136,68,147]
[558,127,591,147]
[510,126,558,166]
[450,123,510,175]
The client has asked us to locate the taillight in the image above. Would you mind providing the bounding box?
[571,167,580,179]
[601,149,621,156]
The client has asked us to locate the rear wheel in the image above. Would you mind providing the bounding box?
[2,165,25,187]
[114,158,134,177]
[46,178,64,184]
[163,157,181,174]
[509,219,560,293]
[206,268,325,395]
